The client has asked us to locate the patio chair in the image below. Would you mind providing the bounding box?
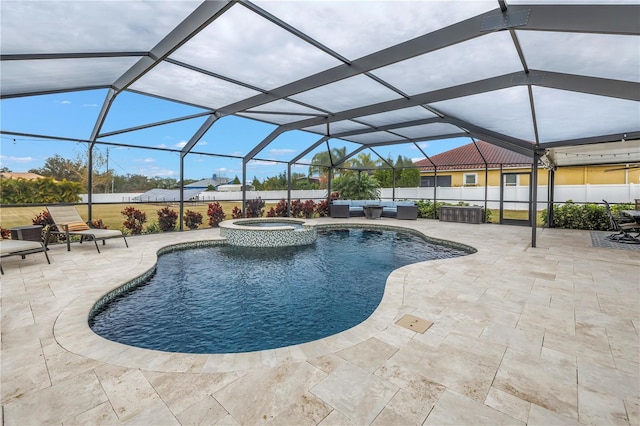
[45,205,128,253]
[0,238,50,274]
[603,200,640,243]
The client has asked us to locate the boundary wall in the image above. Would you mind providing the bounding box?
[81,184,639,211]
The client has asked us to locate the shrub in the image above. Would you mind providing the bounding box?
[231,206,243,219]
[184,209,203,230]
[0,227,11,239]
[144,221,161,234]
[539,200,633,230]
[316,199,329,217]
[0,176,82,204]
[301,199,316,218]
[290,199,303,218]
[266,207,277,217]
[157,206,178,232]
[274,199,289,217]
[207,202,226,227]
[32,210,59,243]
[32,210,54,227]
[89,219,107,229]
[245,198,265,218]
[121,206,147,235]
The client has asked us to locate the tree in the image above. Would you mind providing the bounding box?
[251,176,263,190]
[232,175,241,184]
[351,152,377,171]
[332,172,381,200]
[395,155,420,187]
[309,146,349,188]
[262,171,287,190]
[29,154,84,182]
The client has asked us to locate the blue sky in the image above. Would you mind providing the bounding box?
[0,89,469,182]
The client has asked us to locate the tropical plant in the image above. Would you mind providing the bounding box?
[89,219,107,229]
[332,173,381,200]
[144,221,161,234]
[184,209,203,230]
[231,206,243,219]
[245,198,265,218]
[207,202,226,227]
[157,206,178,232]
[301,199,316,218]
[0,227,10,239]
[290,199,303,218]
[121,206,147,235]
[273,199,289,217]
[309,146,348,188]
[316,199,329,217]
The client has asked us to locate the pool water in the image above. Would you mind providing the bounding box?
[89,228,470,354]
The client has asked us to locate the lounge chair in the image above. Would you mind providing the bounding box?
[45,205,128,253]
[0,239,50,274]
[603,200,640,244]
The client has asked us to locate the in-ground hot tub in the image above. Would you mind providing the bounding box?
[218,218,317,247]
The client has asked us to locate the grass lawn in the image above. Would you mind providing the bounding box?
[1,203,545,232]
[0,202,248,232]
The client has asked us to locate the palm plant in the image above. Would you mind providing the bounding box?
[332,173,381,200]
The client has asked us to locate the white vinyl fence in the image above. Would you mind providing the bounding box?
[82,184,639,211]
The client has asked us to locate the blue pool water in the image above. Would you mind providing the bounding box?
[89,228,470,354]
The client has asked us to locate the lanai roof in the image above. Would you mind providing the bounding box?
[1,1,639,168]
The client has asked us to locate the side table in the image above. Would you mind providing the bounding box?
[10,225,43,242]
[363,205,383,219]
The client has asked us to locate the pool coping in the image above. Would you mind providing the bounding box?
[53,223,476,374]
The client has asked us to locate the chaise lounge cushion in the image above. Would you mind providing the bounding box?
[0,239,45,255]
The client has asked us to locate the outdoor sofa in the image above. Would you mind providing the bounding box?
[330,200,418,220]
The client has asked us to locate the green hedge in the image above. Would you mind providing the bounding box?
[540,200,633,230]
[0,177,83,204]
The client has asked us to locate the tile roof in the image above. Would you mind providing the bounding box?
[0,172,46,180]
[415,141,533,171]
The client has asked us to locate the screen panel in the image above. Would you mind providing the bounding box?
[372,32,523,95]
[533,87,640,143]
[518,31,640,83]
[130,62,261,110]
[0,1,202,54]
[430,87,536,142]
[289,75,401,112]
[254,1,496,60]
[170,4,341,91]
[1,57,140,97]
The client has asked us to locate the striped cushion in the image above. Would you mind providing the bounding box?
[65,222,90,231]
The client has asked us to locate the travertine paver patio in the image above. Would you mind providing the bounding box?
[1,218,638,425]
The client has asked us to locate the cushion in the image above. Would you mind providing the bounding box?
[65,222,90,231]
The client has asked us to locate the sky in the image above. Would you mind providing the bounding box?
[0,89,471,182]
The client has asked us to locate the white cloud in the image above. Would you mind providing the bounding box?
[174,140,188,148]
[154,144,168,149]
[60,100,71,105]
[414,142,430,150]
[268,148,296,156]
[0,154,34,163]
[137,166,177,177]
[133,157,156,163]
[247,159,281,166]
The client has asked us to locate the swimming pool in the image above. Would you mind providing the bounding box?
[89,226,472,354]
